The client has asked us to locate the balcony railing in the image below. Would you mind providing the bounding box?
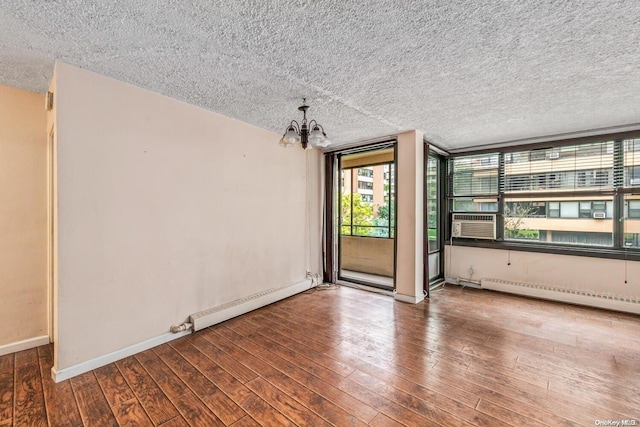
[341,224,394,238]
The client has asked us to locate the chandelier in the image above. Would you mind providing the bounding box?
[279,99,331,149]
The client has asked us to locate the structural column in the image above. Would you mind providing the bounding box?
[395,130,425,303]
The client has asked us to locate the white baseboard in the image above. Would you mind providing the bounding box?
[52,329,191,383]
[394,292,425,304]
[481,278,640,315]
[0,335,50,356]
[190,279,313,331]
[52,279,314,382]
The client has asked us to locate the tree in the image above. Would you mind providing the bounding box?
[341,193,374,236]
[377,201,394,221]
[504,203,539,240]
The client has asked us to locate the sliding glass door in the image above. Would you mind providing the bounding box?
[337,144,396,289]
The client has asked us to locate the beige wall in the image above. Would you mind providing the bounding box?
[0,85,47,349]
[53,63,321,372]
[446,245,640,299]
[395,130,424,302]
[341,236,394,277]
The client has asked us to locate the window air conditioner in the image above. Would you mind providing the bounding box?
[451,214,496,239]
[548,151,560,160]
[592,212,606,219]
[630,178,640,186]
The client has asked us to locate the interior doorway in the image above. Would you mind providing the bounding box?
[336,144,396,289]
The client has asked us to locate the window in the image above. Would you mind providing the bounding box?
[529,149,546,161]
[358,181,373,190]
[628,200,640,218]
[504,200,546,241]
[624,197,640,248]
[341,162,393,238]
[449,154,499,212]
[426,156,439,252]
[624,139,640,187]
[560,201,579,218]
[452,198,498,212]
[450,137,640,251]
[579,201,592,218]
[504,142,614,193]
[504,198,613,245]
[358,168,373,178]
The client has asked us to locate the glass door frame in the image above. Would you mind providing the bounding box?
[323,140,398,290]
[424,143,447,295]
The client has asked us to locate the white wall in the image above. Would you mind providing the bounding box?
[0,85,48,354]
[446,245,640,300]
[53,63,321,373]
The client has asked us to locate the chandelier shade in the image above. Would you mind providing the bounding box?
[279,99,331,149]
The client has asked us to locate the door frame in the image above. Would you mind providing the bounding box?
[424,142,448,295]
[323,140,397,289]
[47,125,56,343]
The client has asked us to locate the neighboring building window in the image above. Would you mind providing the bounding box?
[358,181,373,190]
[628,200,640,218]
[625,197,640,248]
[579,201,592,218]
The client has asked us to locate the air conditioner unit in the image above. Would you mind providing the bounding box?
[548,151,560,159]
[451,213,496,239]
[593,212,606,219]
[630,178,640,186]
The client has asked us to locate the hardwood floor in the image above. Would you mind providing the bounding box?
[1,285,639,426]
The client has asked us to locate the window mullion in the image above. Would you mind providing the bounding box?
[497,152,505,240]
[613,139,624,247]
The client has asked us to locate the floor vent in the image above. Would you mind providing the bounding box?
[480,278,640,314]
[190,279,313,331]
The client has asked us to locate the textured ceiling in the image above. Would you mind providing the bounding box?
[1,1,640,150]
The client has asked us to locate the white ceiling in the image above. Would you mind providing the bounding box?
[1,1,640,151]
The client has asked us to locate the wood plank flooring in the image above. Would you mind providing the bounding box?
[1,285,639,426]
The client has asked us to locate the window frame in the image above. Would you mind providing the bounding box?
[446,132,640,261]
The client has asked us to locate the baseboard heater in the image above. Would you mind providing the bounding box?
[189,279,313,332]
[480,278,640,315]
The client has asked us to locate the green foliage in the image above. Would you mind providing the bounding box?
[377,200,394,221]
[504,203,539,240]
[341,193,374,236]
[506,229,540,240]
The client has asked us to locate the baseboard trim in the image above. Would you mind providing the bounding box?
[52,330,191,383]
[190,279,313,331]
[394,292,425,304]
[0,335,50,356]
[52,279,314,382]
